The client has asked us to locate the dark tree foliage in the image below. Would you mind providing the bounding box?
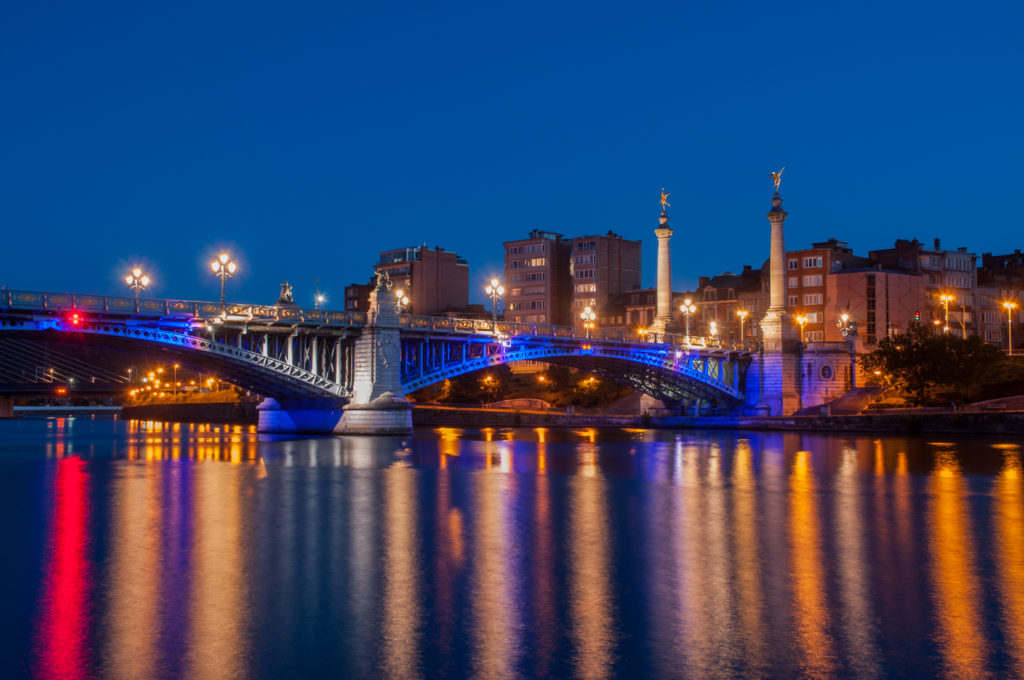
[862,321,1005,404]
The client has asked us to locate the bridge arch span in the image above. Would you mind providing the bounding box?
[400,338,748,408]
[0,320,346,400]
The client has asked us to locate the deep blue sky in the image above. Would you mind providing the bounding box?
[2,1,1022,306]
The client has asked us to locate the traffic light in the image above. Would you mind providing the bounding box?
[914,311,921,321]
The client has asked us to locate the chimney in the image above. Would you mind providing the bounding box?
[934,238,941,250]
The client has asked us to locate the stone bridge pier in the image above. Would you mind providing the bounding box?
[257,282,413,435]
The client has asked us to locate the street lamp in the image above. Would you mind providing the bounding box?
[173,363,179,395]
[124,267,151,301]
[939,293,953,333]
[736,309,749,341]
[680,298,696,341]
[638,327,647,342]
[709,320,718,341]
[795,314,808,342]
[1005,301,1018,355]
[395,288,410,314]
[580,306,596,338]
[485,278,504,330]
[210,253,237,306]
[314,293,326,310]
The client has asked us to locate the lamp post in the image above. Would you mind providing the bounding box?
[395,288,410,314]
[959,303,967,339]
[485,278,504,331]
[1005,301,1018,355]
[939,293,953,333]
[210,253,237,306]
[314,293,326,310]
[795,314,808,343]
[580,306,596,338]
[709,320,718,342]
[123,266,149,301]
[680,298,696,342]
[173,363,179,396]
[736,309,748,342]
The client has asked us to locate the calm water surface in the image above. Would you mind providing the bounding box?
[2,417,1024,679]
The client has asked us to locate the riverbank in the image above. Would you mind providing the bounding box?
[120,401,257,424]
[414,404,1024,435]
[100,401,1024,434]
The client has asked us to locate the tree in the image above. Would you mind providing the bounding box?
[944,335,1004,402]
[862,322,1007,404]
[861,322,945,404]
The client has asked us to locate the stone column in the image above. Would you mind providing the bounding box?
[755,191,801,416]
[648,210,678,335]
[767,193,787,312]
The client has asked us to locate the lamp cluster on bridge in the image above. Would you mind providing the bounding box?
[211,253,238,306]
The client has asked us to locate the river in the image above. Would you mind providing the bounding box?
[2,416,1023,678]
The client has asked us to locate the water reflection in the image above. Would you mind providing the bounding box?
[996,447,1024,677]
[34,457,92,680]
[10,419,1024,678]
[789,450,837,678]
[929,447,988,678]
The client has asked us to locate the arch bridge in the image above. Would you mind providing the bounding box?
[0,289,759,431]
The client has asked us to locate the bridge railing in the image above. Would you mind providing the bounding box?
[0,290,369,328]
[402,315,760,352]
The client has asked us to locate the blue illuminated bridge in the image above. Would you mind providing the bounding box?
[0,289,760,431]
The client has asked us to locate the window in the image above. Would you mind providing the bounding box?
[788,277,798,289]
[788,259,799,270]
[575,283,597,293]
[510,288,522,296]
[803,293,823,305]
[522,272,545,282]
[510,260,524,269]
[574,255,596,265]
[804,312,822,323]
[802,274,822,287]
[788,295,799,307]
[806,331,824,341]
[524,243,545,254]
[576,241,596,251]
[575,269,595,279]
[525,257,546,268]
[819,365,834,380]
[507,246,523,256]
[525,286,545,295]
[803,256,823,268]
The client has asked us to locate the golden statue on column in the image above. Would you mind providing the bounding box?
[769,166,785,193]
[659,188,671,212]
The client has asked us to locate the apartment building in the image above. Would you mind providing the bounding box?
[696,265,766,340]
[569,231,641,325]
[870,238,978,335]
[978,250,1024,349]
[374,246,469,315]
[503,230,573,325]
[784,239,861,341]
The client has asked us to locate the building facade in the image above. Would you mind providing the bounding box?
[374,246,469,316]
[569,232,641,326]
[503,230,573,325]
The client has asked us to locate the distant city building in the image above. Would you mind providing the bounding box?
[503,230,573,325]
[824,268,927,344]
[695,265,766,341]
[569,231,641,326]
[343,277,375,312]
[978,250,1024,348]
[783,239,863,342]
[869,238,978,336]
[374,246,469,316]
[599,287,688,332]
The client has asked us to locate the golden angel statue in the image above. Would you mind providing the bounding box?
[770,166,785,193]
[659,188,671,211]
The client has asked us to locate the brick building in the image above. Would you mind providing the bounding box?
[374,246,469,316]
[569,231,642,326]
[503,230,573,325]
